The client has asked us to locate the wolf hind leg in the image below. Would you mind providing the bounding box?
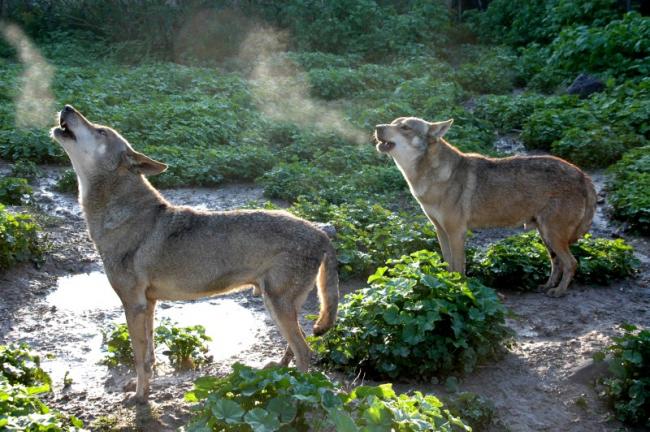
[262,293,311,370]
[537,231,562,290]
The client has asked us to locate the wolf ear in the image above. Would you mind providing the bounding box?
[427,119,453,139]
[122,148,167,176]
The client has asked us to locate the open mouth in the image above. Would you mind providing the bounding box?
[376,140,395,153]
[58,118,76,140]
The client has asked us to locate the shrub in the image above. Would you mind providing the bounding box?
[473,94,545,133]
[453,46,518,94]
[595,324,650,427]
[102,321,212,369]
[184,363,471,432]
[551,127,646,168]
[10,160,42,180]
[0,177,32,205]
[312,250,511,379]
[469,232,638,290]
[291,199,439,279]
[608,145,650,234]
[548,13,650,79]
[0,204,42,271]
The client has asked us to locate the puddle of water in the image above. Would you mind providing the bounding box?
[50,272,121,311]
[43,271,267,391]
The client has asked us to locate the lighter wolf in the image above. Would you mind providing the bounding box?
[374,116,597,297]
[50,105,339,402]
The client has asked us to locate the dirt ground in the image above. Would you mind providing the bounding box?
[0,161,648,431]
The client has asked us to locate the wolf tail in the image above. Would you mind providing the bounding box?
[313,241,339,336]
[572,173,598,242]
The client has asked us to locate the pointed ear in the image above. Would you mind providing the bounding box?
[122,148,167,176]
[427,119,454,140]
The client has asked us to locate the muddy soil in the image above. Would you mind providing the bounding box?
[0,160,648,431]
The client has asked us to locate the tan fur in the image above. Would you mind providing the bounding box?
[375,116,596,297]
[50,105,339,402]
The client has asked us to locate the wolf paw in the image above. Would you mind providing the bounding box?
[546,287,567,298]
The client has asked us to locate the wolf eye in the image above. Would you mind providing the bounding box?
[98,129,107,136]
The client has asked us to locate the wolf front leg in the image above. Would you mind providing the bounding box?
[445,225,467,275]
[123,297,157,402]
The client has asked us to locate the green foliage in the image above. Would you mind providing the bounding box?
[101,323,134,368]
[0,344,84,431]
[0,177,32,205]
[155,319,212,369]
[184,363,470,432]
[291,199,439,279]
[453,46,518,94]
[0,344,50,388]
[466,0,622,47]
[551,127,645,168]
[473,94,545,133]
[608,145,650,234]
[596,324,650,427]
[103,321,212,369]
[55,170,78,194]
[11,160,42,181]
[469,232,638,290]
[0,204,42,271]
[444,392,496,432]
[548,13,650,79]
[312,250,511,379]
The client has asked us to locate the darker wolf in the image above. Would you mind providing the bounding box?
[50,105,339,402]
[374,116,596,297]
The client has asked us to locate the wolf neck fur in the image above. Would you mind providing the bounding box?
[393,138,463,198]
[80,173,167,242]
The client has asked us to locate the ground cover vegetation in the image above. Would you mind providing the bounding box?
[1,0,648,428]
[595,324,650,428]
[102,321,212,369]
[0,344,84,430]
[183,363,471,431]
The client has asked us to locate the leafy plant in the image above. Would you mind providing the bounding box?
[10,160,42,180]
[0,344,84,431]
[0,204,42,271]
[291,198,439,279]
[55,169,78,194]
[184,363,470,432]
[0,344,50,387]
[101,323,133,368]
[155,319,212,369]
[608,145,650,234]
[312,250,511,379]
[102,321,212,369]
[551,126,645,168]
[0,177,32,205]
[595,324,650,427]
[469,232,638,290]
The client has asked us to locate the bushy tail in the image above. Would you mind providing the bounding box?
[573,173,598,242]
[313,242,339,336]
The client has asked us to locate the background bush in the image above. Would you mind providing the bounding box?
[469,232,639,290]
[312,250,511,379]
[608,145,650,234]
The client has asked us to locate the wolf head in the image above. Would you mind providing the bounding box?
[374,116,453,162]
[50,105,167,191]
